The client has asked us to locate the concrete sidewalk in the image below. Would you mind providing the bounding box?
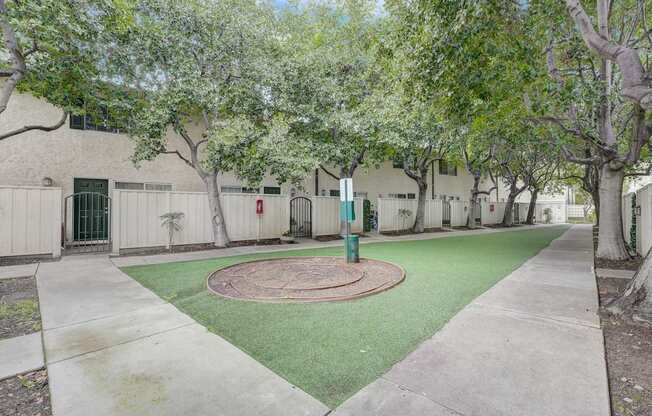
[111,223,560,268]
[35,255,328,416]
[332,225,610,416]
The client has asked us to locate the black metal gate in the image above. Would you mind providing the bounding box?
[290,197,312,238]
[442,200,451,226]
[63,192,111,253]
[472,202,482,225]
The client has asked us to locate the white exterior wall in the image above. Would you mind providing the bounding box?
[0,186,62,257]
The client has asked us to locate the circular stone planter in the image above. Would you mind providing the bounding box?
[207,256,405,303]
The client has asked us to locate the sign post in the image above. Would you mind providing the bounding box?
[340,178,359,263]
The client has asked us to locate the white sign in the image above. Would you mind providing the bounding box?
[339,178,353,202]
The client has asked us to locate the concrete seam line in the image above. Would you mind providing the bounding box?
[41,301,170,332]
[46,322,197,365]
[377,376,467,416]
[471,302,601,330]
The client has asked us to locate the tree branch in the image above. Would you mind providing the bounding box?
[0,111,68,141]
[162,150,193,168]
[319,165,340,181]
[566,0,652,110]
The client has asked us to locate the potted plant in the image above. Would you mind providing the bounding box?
[280,230,294,243]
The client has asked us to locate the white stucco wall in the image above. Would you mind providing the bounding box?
[1,92,565,205]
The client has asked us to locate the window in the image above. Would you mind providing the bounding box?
[389,193,407,199]
[438,160,457,176]
[392,159,404,169]
[263,186,281,195]
[221,186,242,193]
[115,181,172,191]
[145,183,173,191]
[407,193,416,199]
[329,189,340,197]
[354,191,368,199]
[221,186,259,194]
[115,182,144,190]
[70,105,122,134]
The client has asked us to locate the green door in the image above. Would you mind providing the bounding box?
[73,178,109,241]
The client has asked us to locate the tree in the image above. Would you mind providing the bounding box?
[110,0,305,247]
[279,0,387,233]
[381,96,452,233]
[528,0,652,260]
[386,0,528,229]
[547,0,652,318]
[0,0,125,141]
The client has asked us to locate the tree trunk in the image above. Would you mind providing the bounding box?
[596,165,628,260]
[467,175,481,229]
[526,189,538,224]
[202,172,230,248]
[502,191,518,227]
[607,247,652,323]
[412,180,428,233]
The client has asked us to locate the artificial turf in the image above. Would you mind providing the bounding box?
[122,225,569,408]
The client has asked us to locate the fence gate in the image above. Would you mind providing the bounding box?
[290,197,312,238]
[472,202,482,225]
[442,201,451,226]
[63,191,112,254]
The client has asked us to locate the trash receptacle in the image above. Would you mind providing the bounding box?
[345,234,359,263]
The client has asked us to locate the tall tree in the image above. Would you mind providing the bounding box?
[381,95,452,233]
[0,0,125,140]
[110,0,304,247]
[529,0,652,260]
[279,0,387,233]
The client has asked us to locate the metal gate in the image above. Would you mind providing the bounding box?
[442,201,451,226]
[63,192,111,253]
[472,202,482,225]
[289,197,312,238]
[513,203,521,224]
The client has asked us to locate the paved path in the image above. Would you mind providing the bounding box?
[0,332,43,380]
[332,225,610,416]
[35,255,328,416]
[112,224,559,268]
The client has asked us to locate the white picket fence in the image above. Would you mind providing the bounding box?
[0,186,62,258]
[311,196,363,236]
[377,198,442,232]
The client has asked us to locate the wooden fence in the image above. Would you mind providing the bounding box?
[0,186,62,258]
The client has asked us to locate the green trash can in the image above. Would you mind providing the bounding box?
[345,235,359,263]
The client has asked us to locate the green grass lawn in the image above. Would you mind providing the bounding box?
[122,226,568,408]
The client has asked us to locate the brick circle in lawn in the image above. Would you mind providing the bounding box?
[207,256,405,303]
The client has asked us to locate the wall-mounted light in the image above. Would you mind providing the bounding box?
[41,177,53,187]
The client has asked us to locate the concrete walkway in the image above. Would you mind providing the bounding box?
[35,255,328,416]
[332,225,610,416]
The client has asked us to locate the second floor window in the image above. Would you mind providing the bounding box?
[438,160,457,176]
[70,105,122,134]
